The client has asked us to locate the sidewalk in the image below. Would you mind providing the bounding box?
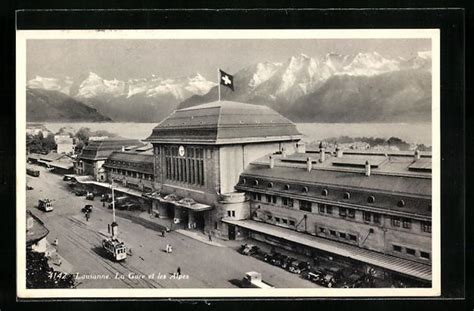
[175,229,224,247]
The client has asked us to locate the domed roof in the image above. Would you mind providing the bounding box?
[145,101,302,145]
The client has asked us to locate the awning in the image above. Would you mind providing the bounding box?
[154,193,212,211]
[222,219,432,282]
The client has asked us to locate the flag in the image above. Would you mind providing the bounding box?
[219,69,234,91]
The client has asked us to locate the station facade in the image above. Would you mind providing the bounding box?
[144,101,302,236]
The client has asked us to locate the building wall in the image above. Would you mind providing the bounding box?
[107,171,155,192]
[251,197,431,264]
[218,141,298,194]
[57,142,74,155]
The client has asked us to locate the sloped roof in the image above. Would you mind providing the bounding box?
[79,138,144,161]
[103,151,154,174]
[145,101,302,145]
[40,152,65,162]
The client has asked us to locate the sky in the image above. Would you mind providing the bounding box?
[27,39,431,82]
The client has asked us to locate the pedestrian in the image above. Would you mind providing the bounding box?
[177,267,181,276]
[53,238,59,246]
[161,230,165,237]
[85,212,90,222]
[103,201,105,207]
[208,232,212,242]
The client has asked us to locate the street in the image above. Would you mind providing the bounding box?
[25,166,320,288]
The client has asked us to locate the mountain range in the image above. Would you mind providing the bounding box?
[27,50,432,123]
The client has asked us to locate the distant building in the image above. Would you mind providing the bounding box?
[102,151,154,198]
[144,100,302,233]
[75,137,144,179]
[89,136,109,141]
[54,135,75,155]
[26,124,51,137]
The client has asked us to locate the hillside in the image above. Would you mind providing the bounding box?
[26,88,112,122]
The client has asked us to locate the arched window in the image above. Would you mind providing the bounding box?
[284,184,291,190]
[322,189,328,196]
[254,179,259,186]
[267,182,273,188]
[367,196,376,204]
[397,199,405,207]
[344,192,351,199]
[302,186,309,193]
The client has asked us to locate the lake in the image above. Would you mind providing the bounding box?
[40,122,432,146]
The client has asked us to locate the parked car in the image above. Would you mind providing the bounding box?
[239,244,260,256]
[280,256,296,270]
[82,205,93,213]
[241,271,274,289]
[269,253,286,266]
[86,192,94,200]
[302,269,325,284]
[75,189,87,196]
[339,271,366,288]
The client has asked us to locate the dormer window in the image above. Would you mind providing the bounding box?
[284,184,291,190]
[302,186,309,193]
[253,179,259,186]
[322,189,328,196]
[267,182,273,188]
[344,192,351,199]
[397,199,405,207]
[367,196,376,204]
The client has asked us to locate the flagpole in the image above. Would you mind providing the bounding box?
[217,68,221,101]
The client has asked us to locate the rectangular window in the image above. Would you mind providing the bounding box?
[330,230,337,236]
[421,221,431,233]
[363,211,371,222]
[339,207,347,217]
[227,210,231,217]
[267,215,273,220]
[391,217,401,227]
[402,218,412,229]
[420,251,430,259]
[393,245,402,252]
[272,196,277,204]
[252,193,257,200]
[275,217,281,222]
[287,198,294,207]
[257,193,262,201]
[406,248,416,256]
[339,232,346,239]
[319,227,326,234]
[326,205,333,215]
[282,197,287,206]
[282,219,288,224]
[214,222,218,229]
[373,213,381,224]
[231,211,235,217]
[289,220,295,226]
[318,205,325,213]
[299,200,312,212]
[347,208,355,218]
[349,234,357,241]
[266,195,271,203]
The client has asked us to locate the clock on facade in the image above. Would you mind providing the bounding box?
[178,145,185,157]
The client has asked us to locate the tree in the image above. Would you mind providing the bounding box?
[26,249,76,288]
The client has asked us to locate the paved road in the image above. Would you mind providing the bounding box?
[25,167,320,289]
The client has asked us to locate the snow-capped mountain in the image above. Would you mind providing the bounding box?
[27,75,74,95]
[27,71,216,102]
[27,50,431,123]
[180,50,432,123]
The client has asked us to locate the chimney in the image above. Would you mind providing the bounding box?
[414,149,421,160]
[319,142,326,163]
[296,142,306,154]
[336,144,343,158]
[281,147,287,158]
[269,155,275,169]
[365,160,371,176]
[306,157,312,172]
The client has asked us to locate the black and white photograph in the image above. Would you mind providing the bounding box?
[16,29,440,298]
